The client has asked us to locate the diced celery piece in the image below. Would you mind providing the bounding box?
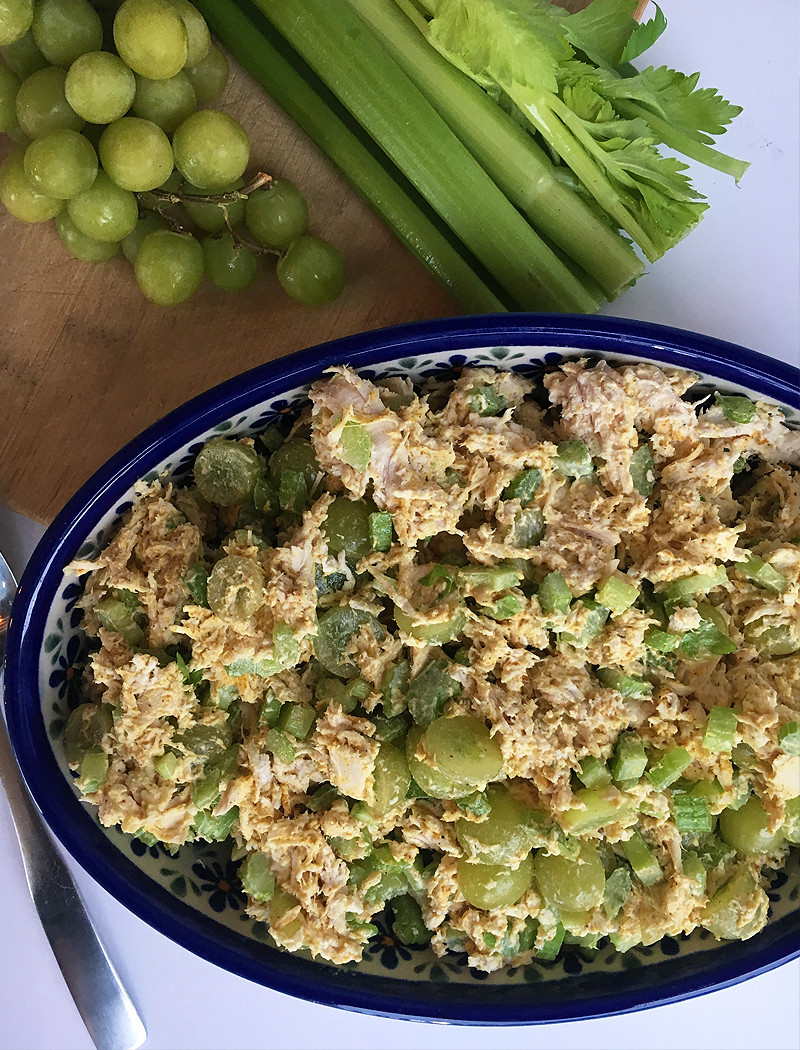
[679,613,737,659]
[278,467,308,513]
[154,751,178,780]
[630,442,655,497]
[561,786,637,833]
[534,923,565,960]
[784,797,800,845]
[480,594,523,620]
[406,658,462,726]
[193,805,238,842]
[610,734,648,782]
[502,468,542,505]
[576,755,612,789]
[596,667,653,698]
[394,603,467,644]
[703,706,738,752]
[183,563,210,606]
[391,894,431,946]
[560,598,609,647]
[603,865,632,920]
[381,660,410,717]
[512,507,545,548]
[682,850,707,890]
[134,829,159,847]
[306,782,341,812]
[369,511,393,552]
[743,619,799,656]
[647,746,692,791]
[467,384,508,416]
[609,929,641,953]
[77,749,109,794]
[672,792,713,834]
[553,439,593,478]
[265,728,296,763]
[420,564,455,596]
[259,690,282,727]
[340,420,372,470]
[227,622,299,678]
[537,571,572,616]
[778,721,800,756]
[716,393,757,424]
[458,565,521,591]
[240,851,276,902]
[644,627,680,652]
[596,576,639,614]
[662,565,728,604]
[621,829,664,886]
[277,703,316,740]
[735,554,788,594]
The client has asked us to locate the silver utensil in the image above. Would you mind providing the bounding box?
[0,548,147,1050]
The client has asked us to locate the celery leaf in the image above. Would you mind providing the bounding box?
[619,3,667,64]
[562,0,639,69]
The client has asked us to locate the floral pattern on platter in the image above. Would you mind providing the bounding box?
[39,343,800,987]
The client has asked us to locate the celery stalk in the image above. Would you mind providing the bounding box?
[249,0,602,312]
[344,0,644,298]
[192,0,508,313]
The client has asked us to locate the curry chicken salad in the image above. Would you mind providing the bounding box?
[64,358,800,971]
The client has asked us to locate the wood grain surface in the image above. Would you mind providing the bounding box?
[0,0,636,523]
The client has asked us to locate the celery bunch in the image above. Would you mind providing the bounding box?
[194,0,746,313]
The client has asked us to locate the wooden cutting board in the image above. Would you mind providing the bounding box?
[0,0,639,524]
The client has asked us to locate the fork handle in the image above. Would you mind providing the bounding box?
[0,711,147,1050]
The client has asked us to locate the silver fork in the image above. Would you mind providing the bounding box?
[0,548,147,1050]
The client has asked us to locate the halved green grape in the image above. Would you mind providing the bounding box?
[99,116,173,192]
[313,605,384,679]
[719,794,785,855]
[120,211,167,263]
[0,147,63,221]
[533,840,605,913]
[31,0,102,68]
[244,178,308,250]
[172,108,250,191]
[67,169,137,241]
[194,438,262,506]
[276,235,345,307]
[0,63,20,133]
[1,28,47,79]
[164,0,209,67]
[701,866,769,941]
[406,725,471,800]
[323,496,371,560]
[15,65,83,138]
[56,210,119,261]
[207,554,264,622]
[0,0,33,47]
[422,715,502,789]
[202,231,258,292]
[455,784,539,865]
[372,742,411,816]
[133,228,203,304]
[268,436,319,488]
[457,853,534,911]
[183,41,227,106]
[113,0,188,80]
[183,177,245,232]
[63,702,113,765]
[64,50,135,124]
[132,69,195,134]
[24,127,96,198]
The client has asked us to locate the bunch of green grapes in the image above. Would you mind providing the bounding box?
[0,0,345,306]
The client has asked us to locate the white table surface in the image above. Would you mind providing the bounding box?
[1,2,799,1048]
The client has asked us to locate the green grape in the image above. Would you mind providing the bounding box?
[371,742,411,816]
[195,438,262,505]
[422,715,503,788]
[0,62,20,133]
[132,69,195,134]
[1,28,46,78]
[113,0,188,80]
[277,235,345,306]
[24,127,96,198]
[55,210,119,262]
[202,232,258,293]
[63,702,113,766]
[67,169,137,241]
[0,147,63,221]
[120,211,167,263]
[64,50,135,124]
[137,167,181,210]
[183,41,227,106]
[207,554,264,622]
[532,841,606,913]
[164,0,209,67]
[0,0,33,47]
[268,437,319,488]
[719,795,785,855]
[15,65,83,138]
[244,179,308,250]
[454,784,537,865]
[98,116,173,192]
[31,0,102,68]
[134,228,203,305]
[405,725,472,800]
[172,108,249,191]
[457,853,534,911]
[183,178,245,232]
[323,497,372,561]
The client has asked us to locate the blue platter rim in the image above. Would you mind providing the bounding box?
[4,313,799,1025]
